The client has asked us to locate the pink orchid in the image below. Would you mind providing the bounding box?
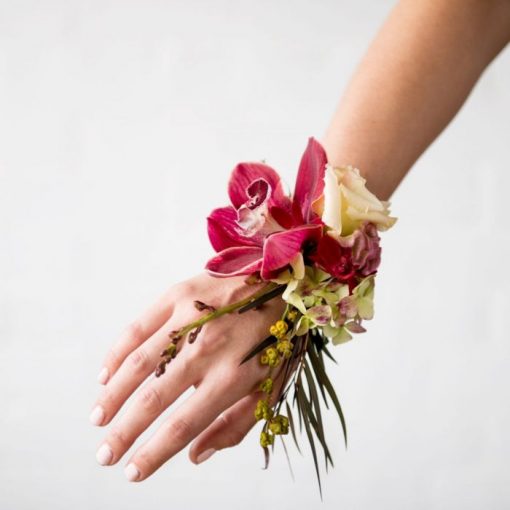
[205,138,328,280]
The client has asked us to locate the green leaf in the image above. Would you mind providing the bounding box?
[295,381,304,433]
[323,371,348,448]
[276,352,300,402]
[237,285,285,314]
[321,343,338,364]
[303,357,334,470]
[286,400,302,455]
[307,343,347,448]
[306,343,329,409]
[239,335,276,366]
[297,383,323,501]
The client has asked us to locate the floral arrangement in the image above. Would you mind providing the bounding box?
[155,138,397,496]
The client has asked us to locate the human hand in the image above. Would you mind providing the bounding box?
[90,272,290,481]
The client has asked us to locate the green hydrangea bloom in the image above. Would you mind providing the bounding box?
[281,267,375,346]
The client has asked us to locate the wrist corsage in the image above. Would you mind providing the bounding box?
[155,138,397,496]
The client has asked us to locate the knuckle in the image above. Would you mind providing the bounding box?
[193,329,227,358]
[98,388,116,412]
[105,346,121,368]
[214,362,240,388]
[109,425,129,449]
[218,412,245,447]
[133,447,154,473]
[178,353,196,378]
[124,320,144,344]
[126,348,150,373]
[138,385,163,415]
[226,428,245,447]
[172,280,195,297]
[164,417,193,444]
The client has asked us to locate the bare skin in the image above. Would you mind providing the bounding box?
[322,0,510,199]
[90,0,510,481]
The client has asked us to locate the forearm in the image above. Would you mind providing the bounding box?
[322,0,510,200]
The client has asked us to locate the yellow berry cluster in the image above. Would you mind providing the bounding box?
[255,404,290,447]
[259,377,273,394]
[268,415,289,435]
[269,319,288,339]
[287,309,298,322]
[254,398,273,421]
[254,309,300,449]
[261,319,294,368]
[260,431,274,447]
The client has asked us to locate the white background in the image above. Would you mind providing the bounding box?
[1,1,509,509]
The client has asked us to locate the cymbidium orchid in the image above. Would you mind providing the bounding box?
[205,138,327,280]
[154,138,397,499]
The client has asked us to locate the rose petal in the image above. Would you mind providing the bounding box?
[321,165,342,234]
[205,246,263,277]
[261,224,322,279]
[293,137,328,223]
[207,206,262,252]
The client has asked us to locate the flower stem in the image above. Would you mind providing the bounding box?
[167,281,280,344]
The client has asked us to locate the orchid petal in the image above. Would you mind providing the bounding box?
[205,246,263,277]
[207,206,262,252]
[237,189,285,238]
[293,137,328,223]
[228,162,287,209]
[260,224,322,280]
[269,204,294,230]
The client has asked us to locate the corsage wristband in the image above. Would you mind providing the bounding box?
[155,137,397,496]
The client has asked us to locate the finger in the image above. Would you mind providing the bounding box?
[189,358,298,463]
[123,377,241,482]
[90,314,184,426]
[98,287,176,385]
[190,392,262,463]
[95,349,197,466]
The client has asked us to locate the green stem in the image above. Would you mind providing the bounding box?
[167,281,279,344]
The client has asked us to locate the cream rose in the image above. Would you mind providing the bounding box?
[317,164,397,236]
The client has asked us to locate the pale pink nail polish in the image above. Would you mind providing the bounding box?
[125,463,140,482]
[96,444,113,466]
[196,448,216,464]
[89,405,105,426]
[97,367,109,385]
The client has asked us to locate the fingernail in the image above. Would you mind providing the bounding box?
[97,367,109,385]
[96,443,113,466]
[125,463,140,482]
[196,448,216,464]
[89,405,105,426]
